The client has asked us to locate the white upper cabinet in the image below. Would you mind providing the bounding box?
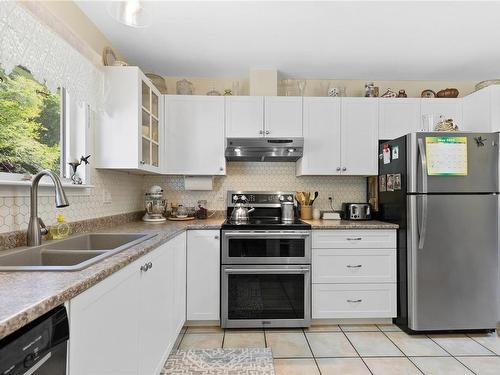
[264,97,303,137]
[225,96,264,137]
[490,86,500,132]
[420,98,463,131]
[97,66,162,174]
[297,97,378,176]
[378,98,421,140]
[462,86,500,132]
[297,97,341,175]
[341,98,379,175]
[164,95,226,175]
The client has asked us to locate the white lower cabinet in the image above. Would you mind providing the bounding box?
[187,230,220,321]
[173,233,187,333]
[68,232,186,375]
[313,283,397,319]
[313,248,396,284]
[139,232,186,375]
[312,229,396,249]
[68,257,141,375]
[311,229,397,320]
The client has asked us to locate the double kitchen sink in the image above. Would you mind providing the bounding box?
[0,233,156,271]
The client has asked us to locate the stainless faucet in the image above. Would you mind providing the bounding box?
[27,170,70,246]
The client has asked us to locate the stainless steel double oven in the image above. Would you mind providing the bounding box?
[221,191,312,328]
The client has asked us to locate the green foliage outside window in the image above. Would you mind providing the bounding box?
[0,65,61,175]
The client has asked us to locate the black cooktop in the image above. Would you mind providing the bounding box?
[222,217,311,230]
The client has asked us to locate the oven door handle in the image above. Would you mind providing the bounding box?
[224,268,309,274]
[223,232,310,239]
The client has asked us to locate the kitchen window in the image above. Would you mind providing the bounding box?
[0,65,89,185]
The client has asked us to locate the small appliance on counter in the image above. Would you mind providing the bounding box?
[143,185,167,222]
[341,203,372,220]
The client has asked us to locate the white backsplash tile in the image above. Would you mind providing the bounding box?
[0,162,366,233]
[0,168,144,233]
[144,162,367,211]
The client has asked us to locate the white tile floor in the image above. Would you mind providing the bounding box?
[173,324,500,374]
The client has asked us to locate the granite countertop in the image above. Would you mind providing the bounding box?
[303,219,399,229]
[0,216,398,340]
[0,217,224,340]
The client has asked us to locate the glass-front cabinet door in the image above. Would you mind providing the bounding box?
[140,80,160,170]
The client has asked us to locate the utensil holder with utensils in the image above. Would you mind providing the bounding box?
[300,205,313,220]
[295,191,318,220]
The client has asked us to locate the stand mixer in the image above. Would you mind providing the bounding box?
[143,185,167,222]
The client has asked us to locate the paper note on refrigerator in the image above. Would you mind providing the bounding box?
[425,136,468,176]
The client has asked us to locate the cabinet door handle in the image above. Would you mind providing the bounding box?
[346,264,362,268]
[219,167,224,172]
[347,299,362,303]
[140,160,145,165]
[342,167,347,171]
[265,130,270,135]
[336,167,341,171]
[147,261,153,269]
[259,130,263,135]
[140,263,149,272]
[346,237,362,241]
[214,235,219,240]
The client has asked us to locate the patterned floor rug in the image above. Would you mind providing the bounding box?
[162,348,275,375]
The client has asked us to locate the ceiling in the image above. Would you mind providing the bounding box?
[77,1,500,80]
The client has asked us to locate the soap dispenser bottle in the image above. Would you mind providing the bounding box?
[50,213,70,240]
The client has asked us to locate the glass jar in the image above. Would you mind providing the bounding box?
[176,205,188,218]
[195,200,208,219]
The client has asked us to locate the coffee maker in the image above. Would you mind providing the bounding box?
[143,185,167,222]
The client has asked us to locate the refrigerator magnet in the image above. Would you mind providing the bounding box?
[394,173,401,190]
[392,145,399,160]
[386,174,394,191]
[379,175,387,192]
[383,145,391,164]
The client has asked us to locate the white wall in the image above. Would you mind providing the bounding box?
[163,76,477,98]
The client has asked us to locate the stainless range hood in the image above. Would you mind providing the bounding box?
[225,138,304,162]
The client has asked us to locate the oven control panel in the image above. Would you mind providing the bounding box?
[228,191,294,206]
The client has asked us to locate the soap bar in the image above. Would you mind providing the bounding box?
[322,212,341,220]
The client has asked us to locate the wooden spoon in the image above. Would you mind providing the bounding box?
[295,192,304,206]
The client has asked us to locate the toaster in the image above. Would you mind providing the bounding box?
[341,203,372,220]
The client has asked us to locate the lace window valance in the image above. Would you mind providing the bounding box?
[0,2,104,110]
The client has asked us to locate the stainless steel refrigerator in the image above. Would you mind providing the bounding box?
[378,132,499,332]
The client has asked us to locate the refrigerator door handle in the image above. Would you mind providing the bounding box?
[417,138,428,194]
[417,195,428,250]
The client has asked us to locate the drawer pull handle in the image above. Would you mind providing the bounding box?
[346,264,362,268]
[346,237,362,241]
[347,299,362,303]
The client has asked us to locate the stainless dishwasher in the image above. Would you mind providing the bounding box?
[0,305,69,375]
